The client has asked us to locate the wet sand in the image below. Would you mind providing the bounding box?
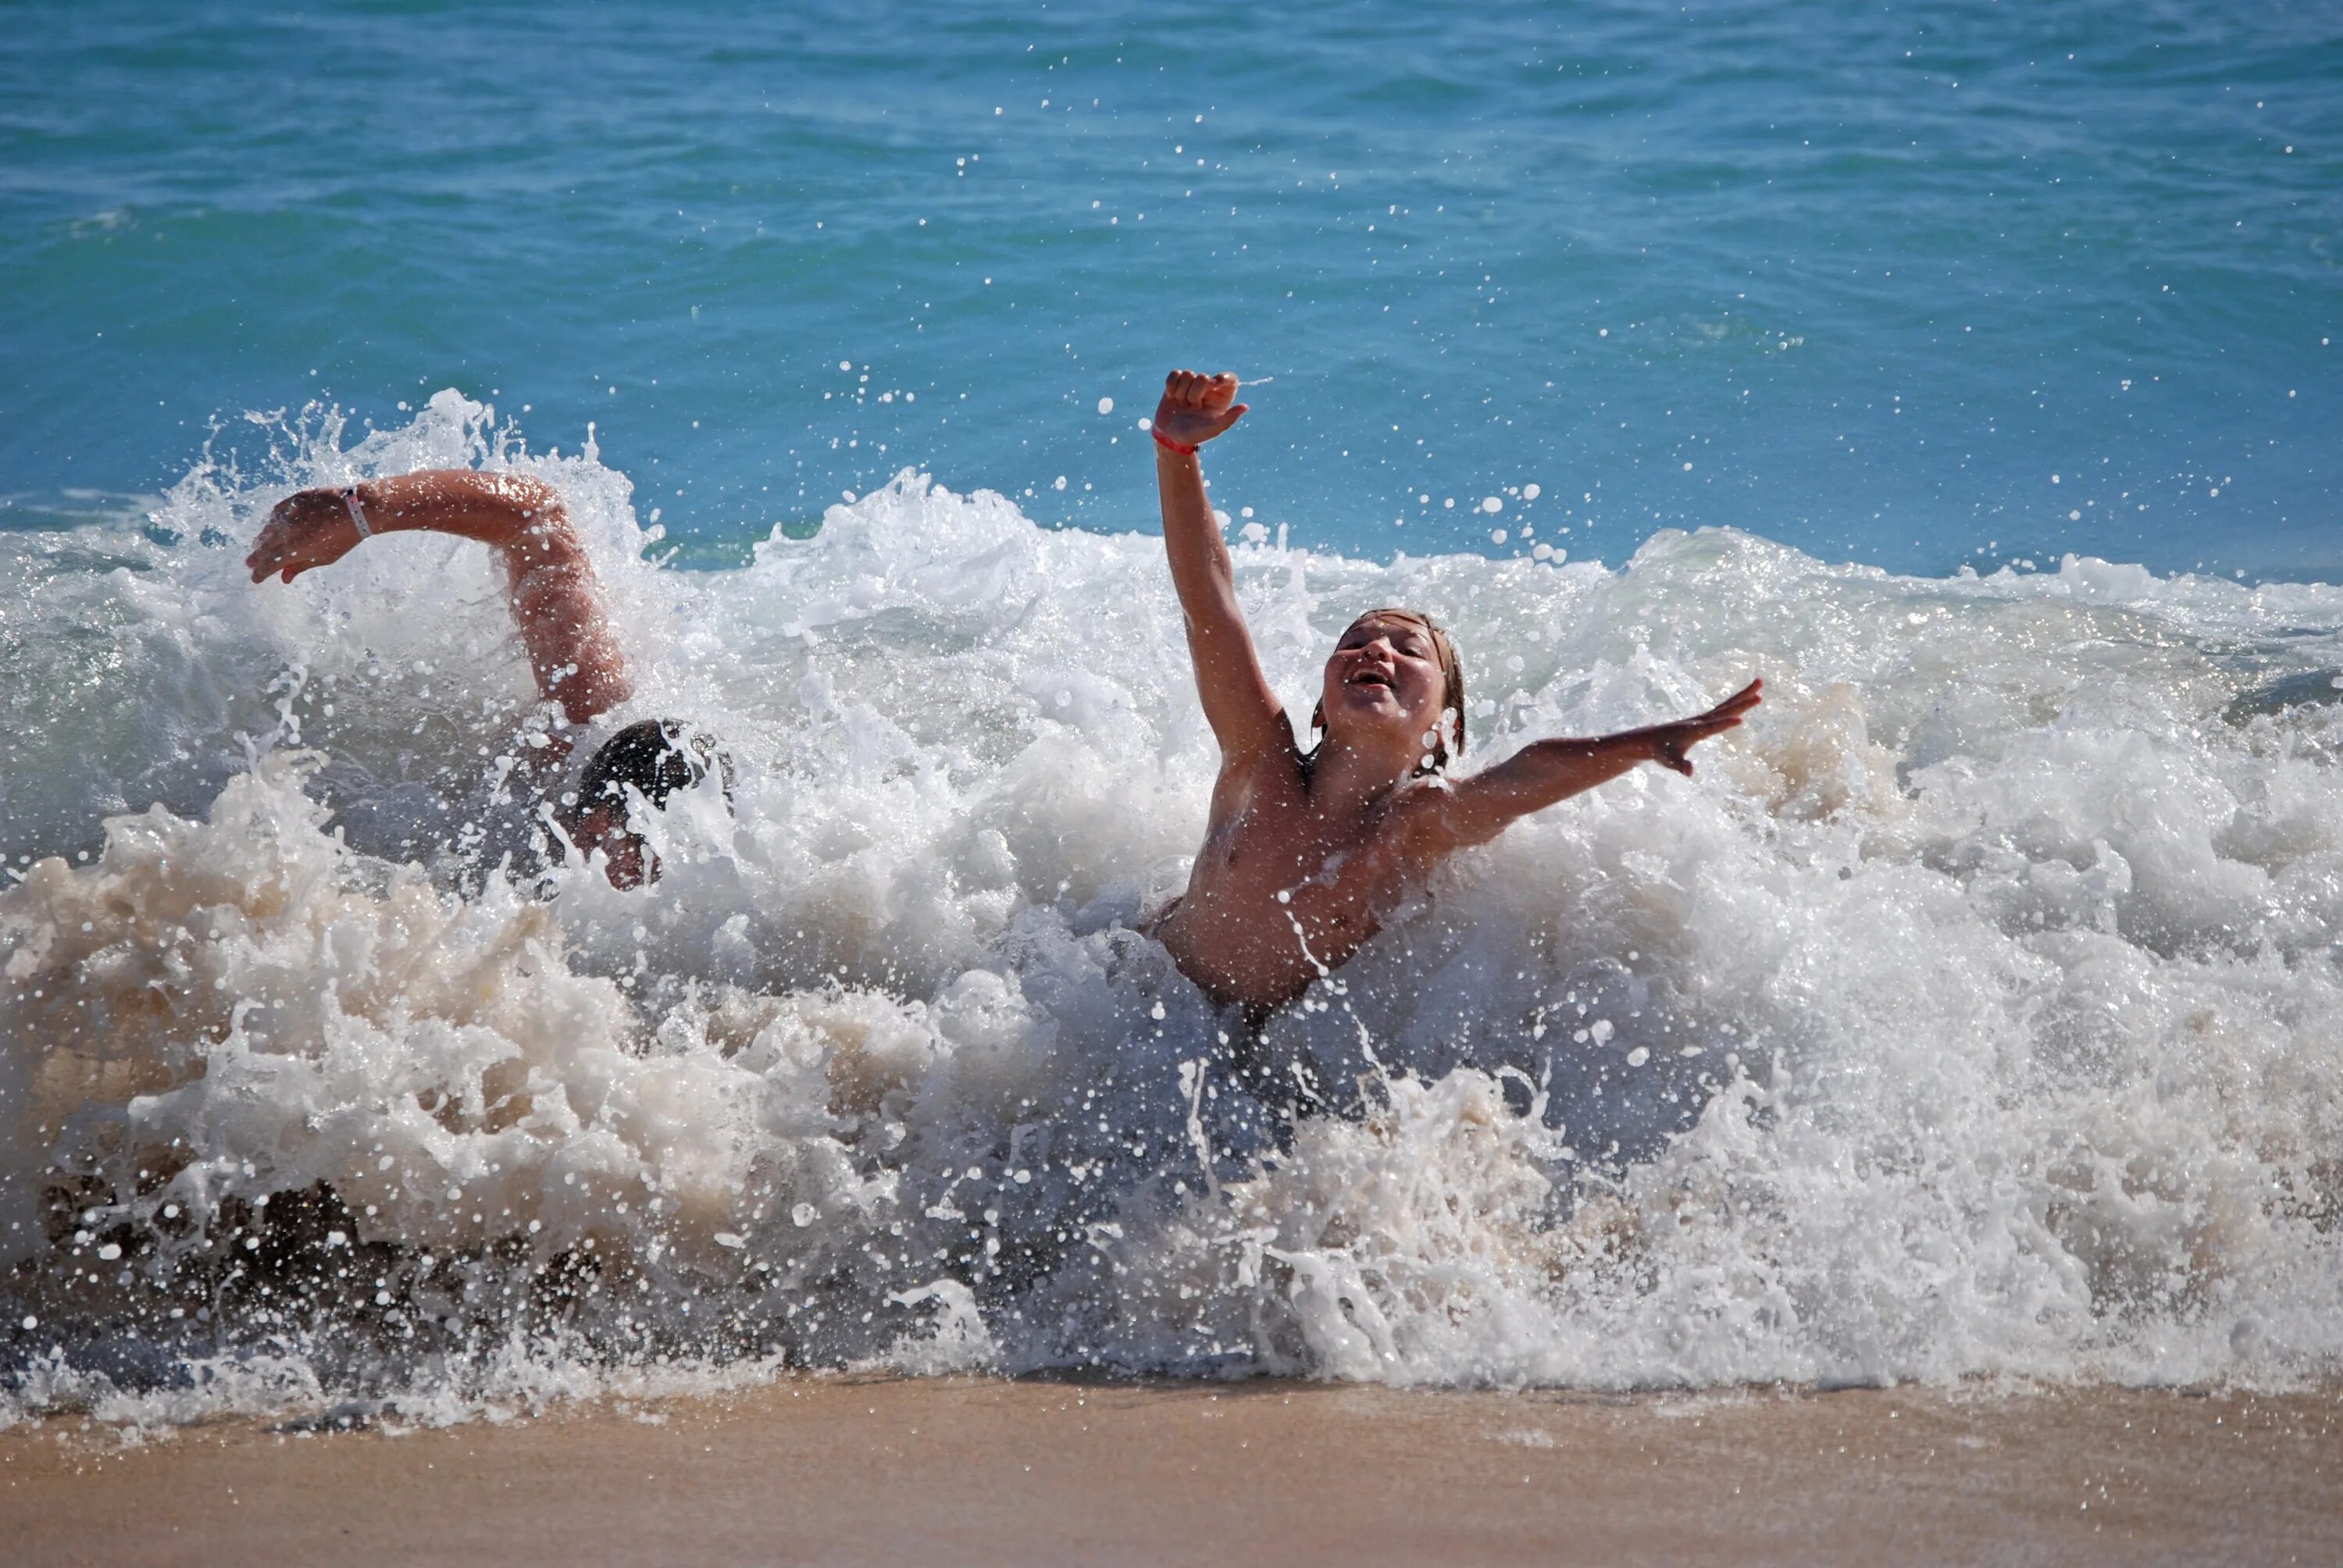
[3,1377,2337,1566]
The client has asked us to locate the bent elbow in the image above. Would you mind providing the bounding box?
[499,473,565,522]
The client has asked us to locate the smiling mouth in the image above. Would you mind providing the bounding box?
[1348,669,1395,691]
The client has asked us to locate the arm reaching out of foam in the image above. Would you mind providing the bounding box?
[1419,679,1763,850]
[1153,369,1289,764]
[246,470,633,726]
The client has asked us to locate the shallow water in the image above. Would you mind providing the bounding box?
[3,394,2340,1423]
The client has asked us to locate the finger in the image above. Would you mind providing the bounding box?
[1699,682,1756,714]
[1210,403,1249,432]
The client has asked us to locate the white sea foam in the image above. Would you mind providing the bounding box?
[3,393,2341,1423]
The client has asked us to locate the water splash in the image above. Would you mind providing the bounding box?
[5,397,2341,1426]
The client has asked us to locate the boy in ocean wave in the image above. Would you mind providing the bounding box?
[1143,369,1760,1021]
[246,471,723,888]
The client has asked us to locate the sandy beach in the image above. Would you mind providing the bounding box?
[3,1377,2336,1566]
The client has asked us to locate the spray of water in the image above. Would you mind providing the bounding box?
[4,393,2340,1427]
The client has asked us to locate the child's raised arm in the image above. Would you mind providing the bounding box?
[1152,370,1287,764]
[1421,679,1762,850]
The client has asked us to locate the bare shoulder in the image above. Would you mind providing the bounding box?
[1368,759,1453,825]
[1210,719,1304,807]
[1382,770,1459,814]
[1372,772,1467,853]
[1227,714,1307,779]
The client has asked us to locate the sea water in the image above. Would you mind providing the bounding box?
[5,393,2340,1420]
[3,1,2341,1426]
[5,0,2337,577]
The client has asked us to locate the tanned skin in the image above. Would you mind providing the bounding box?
[1143,369,1762,1018]
[245,470,650,886]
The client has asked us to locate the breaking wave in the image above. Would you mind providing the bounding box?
[5,392,2341,1427]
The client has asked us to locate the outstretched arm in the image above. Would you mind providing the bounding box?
[1153,369,1287,763]
[1421,680,1762,850]
[245,470,632,726]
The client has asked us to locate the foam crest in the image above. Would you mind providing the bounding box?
[5,404,2342,1424]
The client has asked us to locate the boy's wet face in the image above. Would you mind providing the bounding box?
[1321,611,1446,750]
[571,800,650,889]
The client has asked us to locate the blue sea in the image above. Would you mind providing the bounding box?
[6,0,2338,574]
[3,1,2341,1423]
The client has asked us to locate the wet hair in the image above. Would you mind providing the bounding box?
[573,718,733,818]
[1311,608,1467,774]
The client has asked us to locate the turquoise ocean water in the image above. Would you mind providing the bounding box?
[5,3,2343,1417]
[5,0,2338,575]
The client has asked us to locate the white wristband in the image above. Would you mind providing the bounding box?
[341,486,373,539]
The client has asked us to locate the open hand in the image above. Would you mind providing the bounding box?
[1152,369,1248,449]
[1640,678,1762,776]
[247,487,367,584]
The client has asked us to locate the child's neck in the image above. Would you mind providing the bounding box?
[1306,732,1418,819]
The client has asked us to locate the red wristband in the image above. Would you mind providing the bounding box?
[1151,427,1198,456]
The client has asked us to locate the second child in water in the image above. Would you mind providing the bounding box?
[1143,369,1761,1022]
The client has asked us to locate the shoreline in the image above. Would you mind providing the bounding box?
[5,1376,2337,1565]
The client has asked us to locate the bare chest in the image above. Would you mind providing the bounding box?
[1188,793,1396,936]
[1156,772,1439,1010]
